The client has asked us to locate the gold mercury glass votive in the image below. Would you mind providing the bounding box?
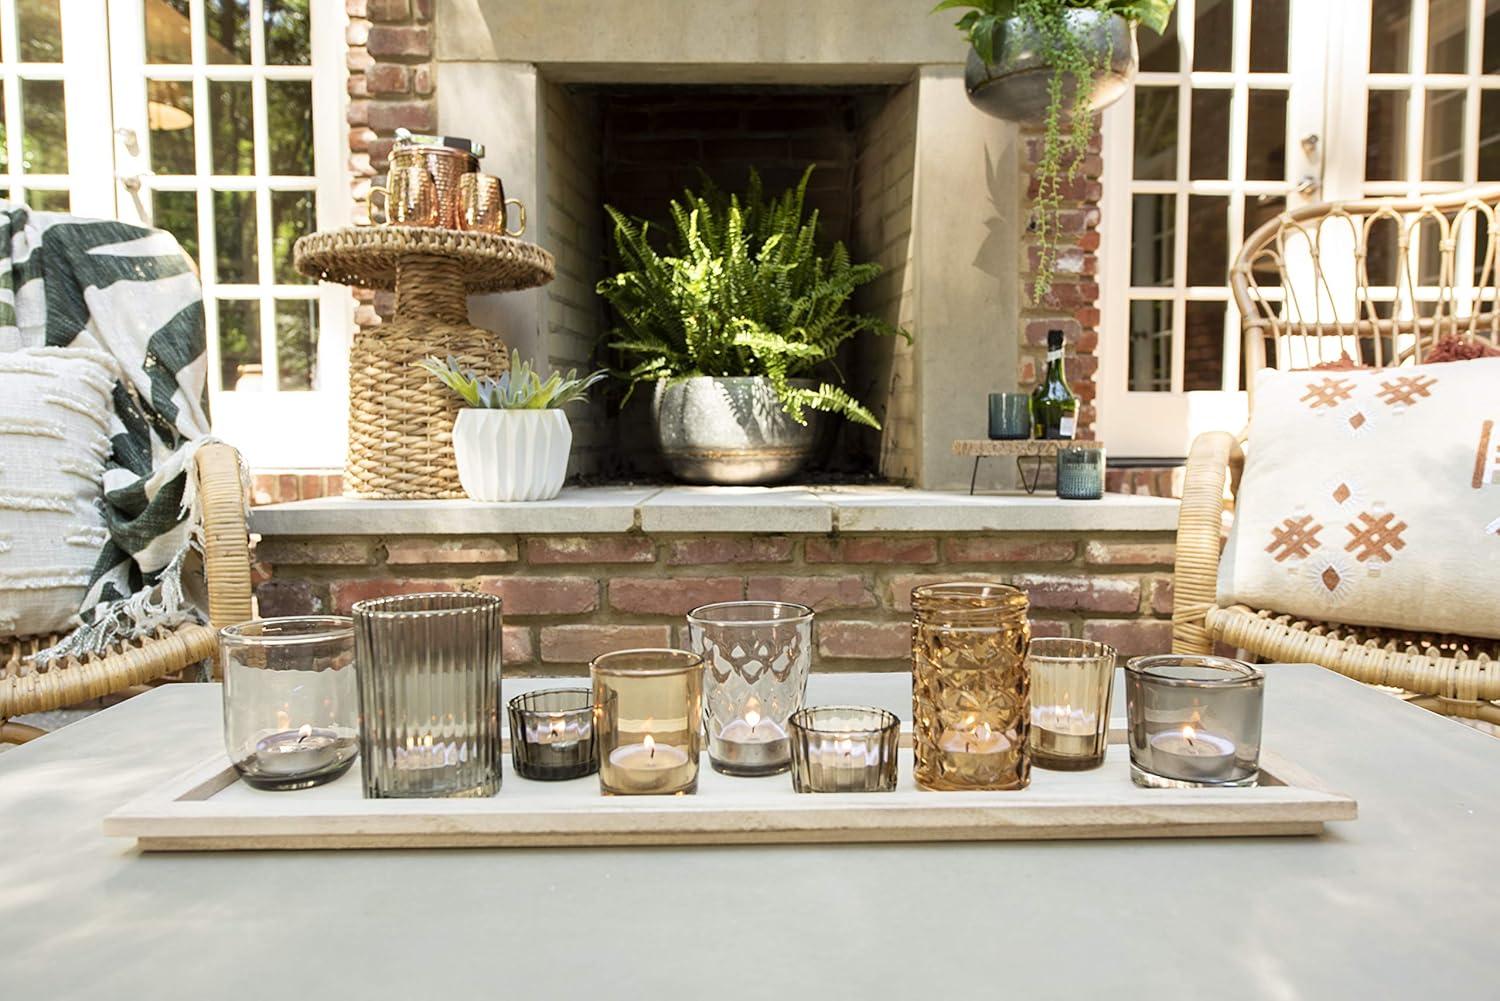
[591,648,703,796]
[1026,637,1117,771]
[911,582,1032,791]
[788,706,900,793]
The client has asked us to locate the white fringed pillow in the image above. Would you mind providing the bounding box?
[0,347,116,637]
[1219,357,1500,640]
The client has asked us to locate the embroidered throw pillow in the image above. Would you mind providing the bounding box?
[1218,357,1500,640]
[0,347,116,638]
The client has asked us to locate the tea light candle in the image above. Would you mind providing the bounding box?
[526,715,590,750]
[251,724,342,777]
[606,734,694,794]
[937,717,1012,755]
[1148,725,1237,782]
[395,733,462,771]
[1031,704,1101,759]
[713,709,792,774]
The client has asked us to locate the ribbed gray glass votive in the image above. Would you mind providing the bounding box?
[1056,446,1105,499]
[789,706,900,793]
[508,688,600,781]
[988,392,1031,440]
[353,592,504,799]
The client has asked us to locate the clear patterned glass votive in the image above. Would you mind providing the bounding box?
[788,706,900,793]
[592,649,703,796]
[353,592,504,799]
[1026,637,1117,771]
[221,617,360,791]
[911,582,1032,791]
[1056,446,1105,500]
[1124,655,1265,789]
[507,688,602,781]
[988,392,1032,440]
[688,600,813,777]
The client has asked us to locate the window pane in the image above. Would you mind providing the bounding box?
[1365,216,1400,287]
[1183,301,1227,391]
[1138,8,1179,72]
[1365,90,1409,181]
[1194,0,1233,71]
[1131,194,1176,287]
[1482,91,1500,180]
[1249,0,1289,72]
[18,0,61,62]
[218,299,261,390]
[1129,300,1173,392]
[265,0,311,65]
[0,82,7,171]
[271,190,315,283]
[1476,212,1491,285]
[1426,0,1469,73]
[1243,194,1286,240]
[1370,0,1412,72]
[20,79,66,174]
[148,80,195,175]
[1133,87,1177,180]
[276,299,318,390]
[267,80,313,175]
[1423,90,1465,181]
[27,188,68,212]
[209,81,254,175]
[1246,90,1287,181]
[145,0,192,63]
[1189,90,1231,179]
[205,0,252,64]
[153,190,200,266]
[1485,0,1500,73]
[1186,195,1229,287]
[213,190,258,282]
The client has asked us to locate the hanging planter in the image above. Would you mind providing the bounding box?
[962,10,1136,122]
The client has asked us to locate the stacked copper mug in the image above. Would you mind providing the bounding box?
[368,130,525,236]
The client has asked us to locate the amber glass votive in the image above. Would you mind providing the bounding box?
[508,688,602,781]
[911,582,1032,791]
[591,649,702,796]
[1125,655,1264,789]
[1026,638,1116,771]
[789,706,900,793]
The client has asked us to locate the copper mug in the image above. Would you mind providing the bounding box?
[457,174,526,237]
[366,165,439,226]
[389,142,476,228]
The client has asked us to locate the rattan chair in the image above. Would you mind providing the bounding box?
[0,442,251,743]
[1173,186,1500,723]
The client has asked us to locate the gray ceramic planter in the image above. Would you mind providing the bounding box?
[652,376,822,485]
[964,11,1137,122]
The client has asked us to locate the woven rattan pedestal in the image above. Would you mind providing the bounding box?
[295,227,555,499]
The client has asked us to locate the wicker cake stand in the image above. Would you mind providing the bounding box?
[295,227,555,499]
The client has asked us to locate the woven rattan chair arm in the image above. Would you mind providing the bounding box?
[1172,431,1242,655]
[196,443,253,633]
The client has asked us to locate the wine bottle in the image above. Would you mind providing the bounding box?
[1031,329,1078,440]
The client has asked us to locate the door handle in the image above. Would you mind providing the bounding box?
[1296,174,1320,196]
[117,169,156,194]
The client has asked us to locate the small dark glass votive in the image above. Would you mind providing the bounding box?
[988,392,1032,440]
[1056,445,1105,500]
[1125,655,1265,789]
[789,706,900,793]
[508,688,602,781]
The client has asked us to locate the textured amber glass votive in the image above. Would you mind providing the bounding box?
[591,649,703,796]
[911,582,1031,791]
[1125,655,1264,789]
[788,706,900,793]
[1026,637,1116,771]
[507,688,601,781]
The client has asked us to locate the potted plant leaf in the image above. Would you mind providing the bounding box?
[596,167,909,485]
[417,351,606,502]
[936,0,1176,300]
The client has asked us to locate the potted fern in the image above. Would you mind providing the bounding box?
[597,168,907,485]
[417,352,606,502]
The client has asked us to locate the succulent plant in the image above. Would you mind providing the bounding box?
[417,351,608,410]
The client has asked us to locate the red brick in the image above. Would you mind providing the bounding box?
[411,65,434,96]
[540,625,674,664]
[331,577,454,614]
[526,536,656,565]
[1082,619,1173,657]
[746,575,876,611]
[347,99,369,127]
[346,19,370,46]
[805,537,938,564]
[887,574,1006,612]
[255,538,377,566]
[346,0,369,16]
[367,100,436,133]
[608,577,743,615]
[1150,577,1175,616]
[474,576,598,615]
[385,538,518,565]
[366,63,410,95]
[817,621,909,660]
[254,579,327,617]
[1029,619,1072,638]
[1084,541,1176,567]
[1009,573,1141,613]
[504,626,534,665]
[665,537,793,565]
[367,0,409,20]
[366,24,430,58]
[943,538,1075,564]
[412,0,432,19]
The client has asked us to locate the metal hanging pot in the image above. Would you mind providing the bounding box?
[964,11,1137,122]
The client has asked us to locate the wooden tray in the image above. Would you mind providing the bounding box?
[104,727,1356,851]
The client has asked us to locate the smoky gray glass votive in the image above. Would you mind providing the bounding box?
[1124,655,1264,789]
[1056,445,1105,500]
[988,392,1032,440]
[508,688,601,781]
[789,706,900,793]
[353,592,504,799]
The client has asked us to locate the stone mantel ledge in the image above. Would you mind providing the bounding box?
[250,486,1179,537]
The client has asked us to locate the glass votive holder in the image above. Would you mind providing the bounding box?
[507,688,603,781]
[988,392,1032,440]
[221,617,359,791]
[1124,655,1265,789]
[591,648,703,796]
[1026,637,1117,771]
[911,582,1032,791]
[688,600,813,777]
[353,592,504,799]
[1056,445,1105,500]
[788,706,900,793]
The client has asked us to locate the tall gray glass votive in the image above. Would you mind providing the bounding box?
[1124,655,1264,788]
[353,592,504,798]
[1056,445,1105,499]
[988,392,1032,440]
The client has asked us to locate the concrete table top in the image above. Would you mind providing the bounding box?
[2,666,1496,999]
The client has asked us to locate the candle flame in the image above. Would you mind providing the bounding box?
[745,709,761,732]
[296,723,313,744]
[1182,725,1196,745]
[837,737,854,761]
[276,709,291,731]
[644,733,657,759]
[974,721,992,742]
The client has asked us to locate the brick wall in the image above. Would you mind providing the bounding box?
[252,530,1178,671]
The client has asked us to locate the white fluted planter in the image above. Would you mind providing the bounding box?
[451,409,572,502]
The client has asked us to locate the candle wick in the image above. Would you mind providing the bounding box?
[649,743,655,760]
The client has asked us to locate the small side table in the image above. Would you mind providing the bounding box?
[952,438,1106,495]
